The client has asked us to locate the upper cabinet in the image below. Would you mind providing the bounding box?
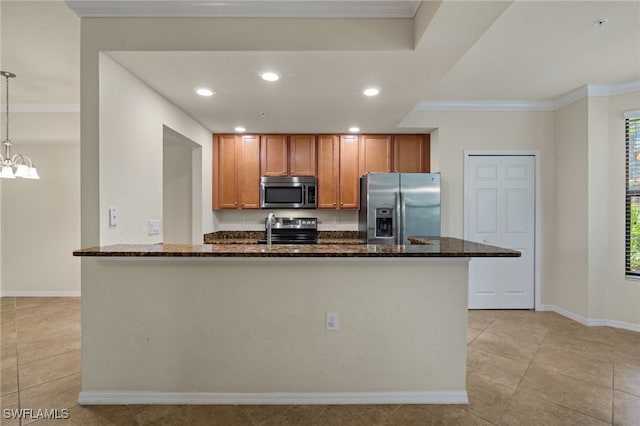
[393,134,430,173]
[289,135,317,176]
[260,135,288,176]
[213,132,429,210]
[260,135,317,176]
[212,134,260,209]
[317,135,360,209]
[317,135,339,209]
[359,134,392,176]
[338,135,360,209]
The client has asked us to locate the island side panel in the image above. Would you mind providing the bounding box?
[81,258,468,398]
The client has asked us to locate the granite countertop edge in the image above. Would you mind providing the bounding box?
[73,237,521,258]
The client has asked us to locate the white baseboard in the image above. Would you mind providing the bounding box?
[538,304,640,332]
[0,291,81,297]
[78,391,469,406]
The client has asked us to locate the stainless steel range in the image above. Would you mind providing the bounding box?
[258,217,318,244]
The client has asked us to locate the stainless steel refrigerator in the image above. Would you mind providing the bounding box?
[359,173,441,244]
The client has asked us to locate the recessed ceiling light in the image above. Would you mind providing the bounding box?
[195,87,215,96]
[363,88,381,97]
[234,127,246,133]
[349,127,361,133]
[260,72,280,82]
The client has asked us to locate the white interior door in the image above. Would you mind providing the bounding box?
[465,155,535,309]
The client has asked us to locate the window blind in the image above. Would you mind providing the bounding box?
[625,116,640,277]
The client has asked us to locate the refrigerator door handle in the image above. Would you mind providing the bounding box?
[395,191,401,245]
[400,191,406,244]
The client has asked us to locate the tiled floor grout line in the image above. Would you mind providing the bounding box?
[379,404,401,426]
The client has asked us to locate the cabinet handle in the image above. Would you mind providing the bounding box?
[291,170,295,174]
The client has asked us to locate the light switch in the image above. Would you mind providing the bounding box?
[109,207,118,227]
[148,219,160,235]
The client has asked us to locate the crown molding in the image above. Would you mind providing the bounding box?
[0,104,80,113]
[65,1,421,18]
[416,80,640,113]
[414,100,554,112]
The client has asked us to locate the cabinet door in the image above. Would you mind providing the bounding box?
[394,134,430,172]
[289,135,316,176]
[213,134,239,209]
[339,135,360,209]
[359,134,391,176]
[317,135,339,208]
[260,135,288,176]
[239,135,260,208]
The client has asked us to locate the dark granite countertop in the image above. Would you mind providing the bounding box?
[203,230,364,245]
[73,237,520,258]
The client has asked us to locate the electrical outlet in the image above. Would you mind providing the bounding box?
[326,312,339,331]
[239,216,245,224]
[333,216,340,225]
[109,207,118,227]
[148,219,160,235]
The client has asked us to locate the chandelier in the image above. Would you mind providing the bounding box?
[0,71,39,179]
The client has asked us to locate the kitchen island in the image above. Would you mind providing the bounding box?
[74,238,519,406]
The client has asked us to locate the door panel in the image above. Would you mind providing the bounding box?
[466,155,535,309]
[475,189,498,235]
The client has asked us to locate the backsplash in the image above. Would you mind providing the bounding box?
[212,209,359,231]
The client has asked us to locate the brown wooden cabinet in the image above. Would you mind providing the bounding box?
[260,134,316,176]
[214,132,429,210]
[212,134,260,209]
[260,135,288,176]
[317,135,359,209]
[339,135,360,209]
[359,134,392,176]
[289,135,316,176]
[393,134,430,173]
[317,135,339,209]
[238,135,261,208]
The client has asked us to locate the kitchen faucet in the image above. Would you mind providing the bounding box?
[266,213,276,247]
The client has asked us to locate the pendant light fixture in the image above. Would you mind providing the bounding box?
[0,71,39,179]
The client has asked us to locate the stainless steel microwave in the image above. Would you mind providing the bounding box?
[260,176,317,209]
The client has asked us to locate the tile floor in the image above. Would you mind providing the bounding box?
[0,297,639,425]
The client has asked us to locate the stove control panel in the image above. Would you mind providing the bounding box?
[267,217,317,230]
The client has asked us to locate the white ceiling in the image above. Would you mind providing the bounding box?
[1,1,639,140]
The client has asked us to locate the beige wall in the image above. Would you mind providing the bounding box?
[99,54,212,245]
[1,144,80,294]
[551,99,589,318]
[587,97,610,320]
[81,257,469,399]
[605,92,640,325]
[400,109,556,304]
[163,127,205,244]
[549,93,640,327]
